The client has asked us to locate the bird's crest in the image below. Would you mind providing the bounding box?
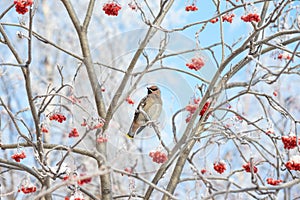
[147,85,159,94]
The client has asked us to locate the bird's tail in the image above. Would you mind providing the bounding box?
[126,131,134,139]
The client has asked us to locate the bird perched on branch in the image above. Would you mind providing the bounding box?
[127,85,163,138]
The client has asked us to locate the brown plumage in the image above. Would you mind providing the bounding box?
[127,85,162,138]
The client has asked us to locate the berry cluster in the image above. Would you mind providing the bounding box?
[77,174,92,185]
[266,178,283,186]
[266,128,274,135]
[286,156,300,171]
[200,101,210,116]
[49,113,66,123]
[11,151,26,162]
[213,161,226,174]
[92,122,105,129]
[103,2,121,16]
[126,96,135,105]
[81,118,105,130]
[278,53,292,60]
[200,168,207,174]
[149,151,168,164]
[96,136,108,143]
[235,115,243,122]
[68,128,79,138]
[185,5,198,12]
[18,185,36,194]
[41,125,49,133]
[185,104,198,114]
[186,57,205,71]
[128,1,137,10]
[210,18,219,23]
[281,136,300,149]
[185,98,210,123]
[241,13,261,22]
[121,167,133,176]
[222,13,235,23]
[14,0,33,15]
[242,163,258,173]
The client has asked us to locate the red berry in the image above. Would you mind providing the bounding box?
[14,0,33,15]
[286,156,300,171]
[68,128,79,138]
[210,18,219,23]
[41,125,49,133]
[11,151,26,162]
[185,4,198,12]
[241,13,261,23]
[77,174,92,185]
[200,101,210,116]
[126,97,135,105]
[266,178,282,185]
[222,13,235,23]
[186,57,205,71]
[213,161,226,174]
[242,163,258,173]
[149,150,168,164]
[266,128,274,134]
[103,2,121,16]
[281,135,300,150]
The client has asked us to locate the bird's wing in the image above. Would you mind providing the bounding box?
[133,96,147,121]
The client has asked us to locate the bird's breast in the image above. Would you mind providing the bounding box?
[147,103,162,120]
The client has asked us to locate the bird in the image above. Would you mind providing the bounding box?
[127,85,163,138]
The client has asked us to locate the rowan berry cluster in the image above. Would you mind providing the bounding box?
[185,98,210,123]
[286,156,300,171]
[92,122,104,129]
[281,136,300,150]
[266,128,274,135]
[222,13,235,23]
[96,136,108,143]
[14,0,33,15]
[241,13,261,22]
[185,5,198,12]
[128,1,137,11]
[41,125,49,133]
[213,161,226,174]
[11,151,26,162]
[18,185,36,194]
[126,96,135,105]
[69,128,79,138]
[210,18,219,23]
[200,169,207,174]
[186,57,205,71]
[81,119,105,130]
[242,163,258,173]
[49,113,66,123]
[278,53,292,60]
[121,167,133,176]
[77,174,92,186]
[200,101,210,116]
[266,178,283,186]
[149,151,168,164]
[103,2,121,16]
